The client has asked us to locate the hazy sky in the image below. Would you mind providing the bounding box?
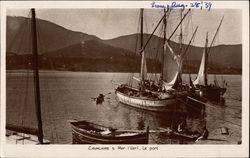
[7,8,242,47]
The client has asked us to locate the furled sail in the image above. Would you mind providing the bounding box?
[162,72,178,90]
[162,41,181,90]
[193,48,206,85]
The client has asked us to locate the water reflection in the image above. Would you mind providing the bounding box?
[137,113,145,130]
[116,98,207,143]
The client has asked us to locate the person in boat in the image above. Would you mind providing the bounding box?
[117,85,125,92]
[195,126,209,142]
[96,94,105,104]
[151,82,159,91]
[128,91,133,96]
[177,120,187,132]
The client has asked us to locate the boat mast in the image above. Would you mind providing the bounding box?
[168,9,191,41]
[140,8,144,50]
[179,10,183,55]
[178,9,183,85]
[161,9,167,87]
[208,16,224,54]
[204,32,209,86]
[206,16,224,86]
[140,8,145,91]
[31,8,44,144]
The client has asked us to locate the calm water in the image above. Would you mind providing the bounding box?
[6,71,242,144]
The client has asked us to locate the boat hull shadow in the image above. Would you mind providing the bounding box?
[70,120,149,144]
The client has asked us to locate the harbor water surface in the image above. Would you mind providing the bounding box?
[6,71,242,144]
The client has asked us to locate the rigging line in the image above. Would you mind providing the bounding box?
[36,20,57,142]
[44,87,54,143]
[187,18,195,74]
[17,71,28,127]
[15,17,30,55]
[144,17,153,80]
[17,13,31,127]
[168,9,191,42]
[46,76,59,143]
[46,73,61,143]
[129,10,140,86]
[181,98,242,127]
[145,16,158,80]
[145,14,161,67]
[20,52,32,129]
[38,14,63,143]
[181,26,198,58]
[45,73,60,143]
[187,97,240,116]
[7,12,31,52]
[154,30,164,81]
[24,16,32,56]
[27,17,32,68]
[155,25,164,63]
[140,11,166,53]
[191,106,241,129]
[36,21,45,54]
[207,16,224,54]
[147,23,163,81]
[53,75,74,142]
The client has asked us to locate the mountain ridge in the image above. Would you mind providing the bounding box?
[6,16,242,73]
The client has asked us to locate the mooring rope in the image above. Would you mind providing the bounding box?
[178,97,241,127]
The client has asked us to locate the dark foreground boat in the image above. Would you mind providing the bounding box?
[194,85,226,101]
[69,120,149,144]
[168,131,200,141]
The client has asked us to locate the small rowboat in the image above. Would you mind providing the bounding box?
[168,131,200,141]
[69,120,149,144]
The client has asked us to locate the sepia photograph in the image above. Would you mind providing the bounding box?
[1,1,249,157]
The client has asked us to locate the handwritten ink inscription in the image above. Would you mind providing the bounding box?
[151,1,212,11]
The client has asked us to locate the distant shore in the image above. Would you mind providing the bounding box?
[6,69,242,75]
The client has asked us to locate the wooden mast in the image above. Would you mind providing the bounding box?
[178,9,183,86]
[140,8,145,92]
[208,16,224,54]
[31,8,44,144]
[204,32,209,86]
[205,16,224,86]
[168,9,191,41]
[179,10,183,55]
[140,8,144,50]
[161,9,167,90]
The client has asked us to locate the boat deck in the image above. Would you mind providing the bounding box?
[6,130,50,144]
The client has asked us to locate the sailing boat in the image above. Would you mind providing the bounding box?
[191,17,227,101]
[6,8,49,144]
[114,9,191,112]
